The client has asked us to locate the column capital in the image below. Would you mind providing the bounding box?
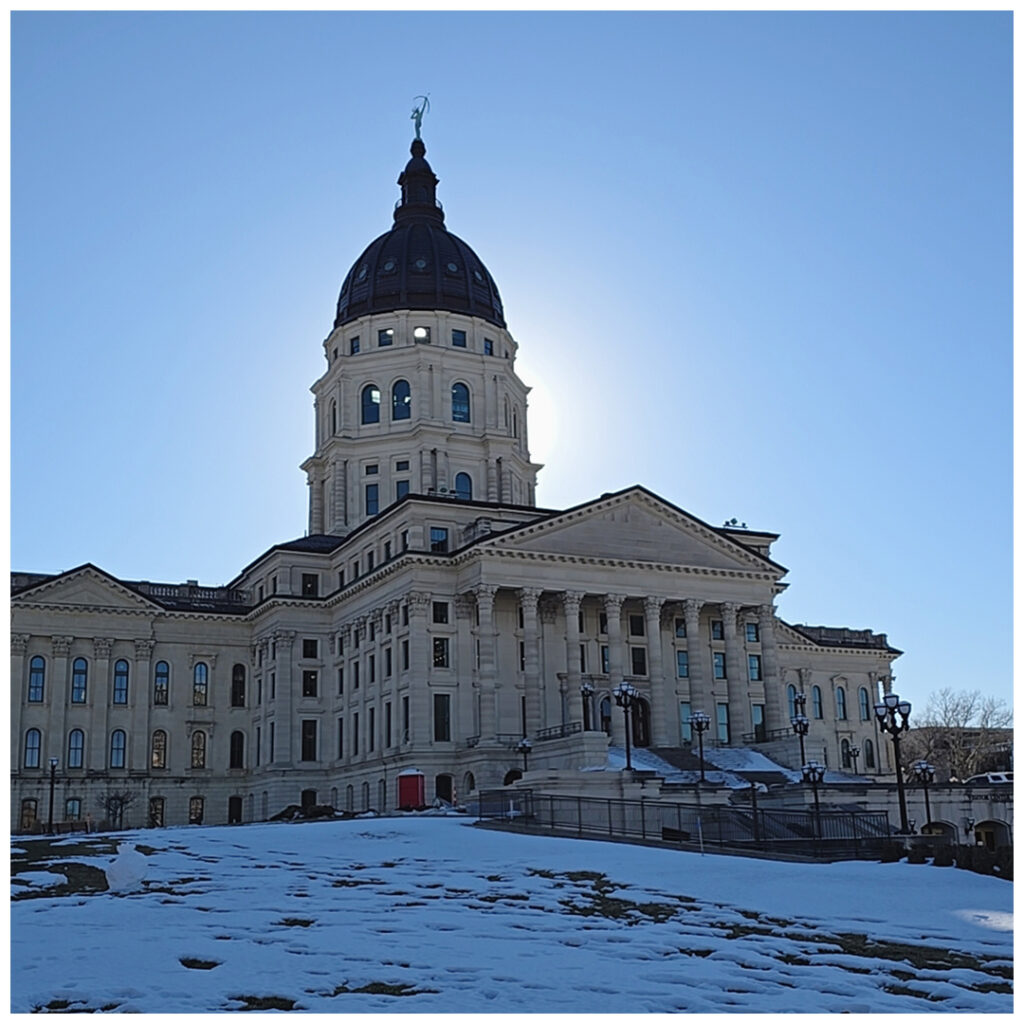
[720,601,739,618]
[471,583,498,605]
[643,595,664,616]
[562,590,585,614]
[538,597,559,625]
[454,594,475,620]
[93,637,115,659]
[518,586,543,609]
[133,638,156,660]
[273,630,296,649]
[12,633,30,655]
[758,602,775,621]
[408,591,432,614]
[682,598,703,619]
[603,592,626,613]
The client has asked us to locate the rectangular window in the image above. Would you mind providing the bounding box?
[352,713,359,755]
[257,676,262,704]
[433,693,451,742]
[366,551,375,572]
[414,325,431,343]
[432,601,449,624]
[189,796,205,825]
[600,645,610,674]
[401,640,409,671]
[711,619,724,641]
[269,722,275,761]
[301,720,317,761]
[337,667,344,695]
[599,612,608,634]
[679,702,692,744]
[484,338,494,356]
[365,483,379,516]
[402,696,410,743]
[338,570,345,589]
[302,670,318,698]
[353,661,360,689]
[368,707,376,752]
[631,647,647,676]
[302,638,318,659]
[433,637,450,668]
[396,459,410,472]
[752,704,766,742]
[351,559,359,580]
[149,796,164,828]
[385,613,392,633]
[337,717,344,759]
[713,652,726,679]
[629,614,645,637]
[378,328,393,347]
[384,540,392,561]
[350,335,360,354]
[396,480,410,501]
[748,655,762,682]
[746,622,760,643]
[385,647,393,677]
[365,463,379,475]
[519,641,525,671]
[430,527,449,553]
[385,702,392,747]
[256,725,261,766]
[271,672,276,700]
[674,618,687,638]
[578,610,585,633]
[369,654,376,684]
[579,644,587,672]
[65,797,82,821]
[451,328,467,347]
[401,531,410,552]
[676,650,689,678]
[301,573,319,597]
[716,703,730,744]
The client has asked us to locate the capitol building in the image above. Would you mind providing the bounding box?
[11,131,901,831]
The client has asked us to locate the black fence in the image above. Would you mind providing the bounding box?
[477,789,897,861]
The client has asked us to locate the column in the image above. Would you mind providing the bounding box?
[454,595,475,741]
[721,603,746,745]
[131,639,155,771]
[683,599,706,722]
[538,598,559,728]
[518,589,542,736]
[486,460,498,502]
[50,637,73,771]
[11,634,29,771]
[309,471,324,534]
[645,596,671,747]
[562,591,584,725]
[473,585,498,740]
[274,631,296,764]
[758,604,783,733]
[88,638,113,770]
[603,594,626,745]
[407,592,432,746]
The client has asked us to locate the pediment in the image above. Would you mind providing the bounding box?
[775,621,817,646]
[481,489,781,575]
[13,566,160,612]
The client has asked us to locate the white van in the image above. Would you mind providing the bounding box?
[963,772,1013,785]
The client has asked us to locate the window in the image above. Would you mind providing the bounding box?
[711,620,724,641]
[148,797,164,828]
[812,685,823,719]
[864,738,876,769]
[679,702,692,743]
[352,661,360,689]
[396,459,409,471]
[368,708,376,752]
[352,713,359,756]
[350,336,360,354]
[787,684,798,719]
[836,686,847,720]
[746,622,760,643]
[188,796,204,825]
[365,483,379,516]
[483,338,494,356]
[337,667,344,695]
[402,696,410,743]
[301,573,319,597]
[66,798,82,821]
[713,652,726,679]
[630,647,647,676]
[151,730,167,769]
[396,480,410,501]
[716,703,730,744]
[454,472,472,501]
[303,638,318,659]
[302,670,318,698]
[24,729,41,768]
[433,693,451,742]
[451,382,470,422]
[361,384,381,424]
[600,645,610,674]
[231,664,246,707]
[20,800,38,832]
[413,325,431,343]
[68,729,84,768]
[384,540,392,561]
[230,730,245,769]
[337,717,345,759]
[432,601,449,624]
[110,730,126,769]
[154,661,169,705]
[110,659,129,704]
[518,641,525,671]
[433,637,450,668]
[191,731,207,769]
[384,702,392,747]
[676,650,689,678]
[629,614,645,636]
[330,400,337,434]
[752,704,766,742]
[28,656,45,702]
[748,655,762,681]
[270,672,276,699]
[269,722,275,761]
[392,379,411,420]
[859,687,871,721]
[579,644,587,671]
[674,618,687,638]
[193,662,208,706]
[71,658,88,703]
[402,639,410,671]
[452,328,467,347]
[841,738,851,769]
[599,613,608,634]
[369,654,376,683]
[430,527,449,553]
[378,328,393,346]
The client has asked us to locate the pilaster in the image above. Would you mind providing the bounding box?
[721,604,745,744]
[88,638,114,770]
[645,596,671,746]
[473,585,498,740]
[758,604,783,733]
[131,639,155,771]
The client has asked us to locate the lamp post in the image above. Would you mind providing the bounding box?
[849,745,860,775]
[791,694,809,769]
[802,760,825,841]
[515,738,532,774]
[580,680,595,732]
[47,757,59,834]
[691,710,711,784]
[965,816,976,843]
[874,693,912,833]
[913,761,935,832]
[612,682,639,771]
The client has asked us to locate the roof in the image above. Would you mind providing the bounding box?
[786,622,902,655]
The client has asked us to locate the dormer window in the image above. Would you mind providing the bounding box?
[483,338,494,356]
[452,329,467,347]
[350,336,360,354]
[378,328,394,346]
[413,326,431,344]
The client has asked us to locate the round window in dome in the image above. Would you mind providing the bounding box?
[473,269,484,282]
[357,265,368,281]
[414,258,428,270]
[382,259,396,273]
[446,262,459,273]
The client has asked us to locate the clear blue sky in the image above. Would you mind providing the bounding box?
[12,12,1012,709]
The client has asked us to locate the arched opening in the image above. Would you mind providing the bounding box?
[599,697,612,736]
[462,771,476,796]
[330,786,338,809]
[361,384,381,424]
[974,819,1012,851]
[503,769,522,786]
[631,698,651,748]
[229,730,245,769]
[345,785,354,811]
[392,379,411,420]
[301,788,317,810]
[451,382,470,423]
[378,778,387,810]
[836,687,847,720]
[228,796,243,824]
[454,472,472,501]
[261,791,269,820]
[841,738,852,769]
[435,773,454,804]
[921,820,956,838]
[361,781,370,811]
[863,738,876,770]
[231,664,246,707]
[787,684,797,719]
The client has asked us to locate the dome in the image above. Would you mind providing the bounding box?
[334,139,506,330]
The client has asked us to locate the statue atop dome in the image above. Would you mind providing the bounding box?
[410,95,430,140]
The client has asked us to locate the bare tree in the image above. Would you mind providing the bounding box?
[902,688,1013,781]
[96,790,137,830]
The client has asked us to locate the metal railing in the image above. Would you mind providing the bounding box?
[534,722,583,742]
[740,726,793,744]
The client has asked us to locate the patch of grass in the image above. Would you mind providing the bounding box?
[331,878,379,888]
[331,981,438,997]
[832,933,1011,978]
[485,874,507,882]
[12,862,109,901]
[883,984,947,1003]
[180,957,221,970]
[232,995,298,1011]
[276,918,314,928]
[477,892,530,903]
[970,981,1013,995]
[776,953,811,966]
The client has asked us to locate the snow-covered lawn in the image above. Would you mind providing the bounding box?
[11,816,1012,1013]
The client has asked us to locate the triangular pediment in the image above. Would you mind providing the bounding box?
[479,488,784,575]
[12,565,160,612]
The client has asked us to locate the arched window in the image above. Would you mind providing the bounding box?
[229,730,245,769]
[864,738,876,769]
[361,384,381,424]
[513,408,519,438]
[859,687,871,721]
[811,685,823,719]
[391,379,411,420]
[836,686,847,720]
[345,784,354,811]
[231,664,246,707]
[68,729,85,769]
[378,778,386,810]
[451,382,470,423]
[24,729,41,768]
[191,730,207,769]
[154,661,169,706]
[71,658,88,703]
[28,656,45,702]
[330,400,337,435]
[151,729,167,769]
[454,472,472,501]
[787,684,797,719]
[193,663,208,707]
[841,738,851,769]
[188,796,204,825]
[361,780,370,811]
[110,730,127,769]
[113,660,129,704]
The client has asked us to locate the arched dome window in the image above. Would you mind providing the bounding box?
[361,385,381,424]
[836,686,847,720]
[454,472,472,501]
[330,400,337,435]
[24,729,41,769]
[392,379,411,420]
[110,730,127,769]
[452,382,470,423]
[864,738,876,769]
[841,738,851,769]
[811,685,823,719]
[28,656,45,702]
[858,687,871,721]
[68,729,85,769]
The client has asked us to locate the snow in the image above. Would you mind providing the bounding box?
[11,817,1012,1013]
[103,842,149,892]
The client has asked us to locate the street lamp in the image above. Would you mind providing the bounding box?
[47,757,59,834]
[579,680,595,732]
[913,760,935,832]
[802,760,825,841]
[612,682,639,771]
[849,745,860,775]
[875,693,912,833]
[691,710,711,784]
[965,816,976,842]
[791,693,809,768]
[515,738,532,774]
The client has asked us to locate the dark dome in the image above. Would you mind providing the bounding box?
[334,139,506,330]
